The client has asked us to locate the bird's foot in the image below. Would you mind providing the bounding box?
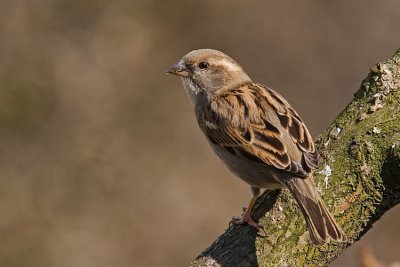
[230,208,267,236]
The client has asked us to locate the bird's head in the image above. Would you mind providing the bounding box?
[166,49,251,100]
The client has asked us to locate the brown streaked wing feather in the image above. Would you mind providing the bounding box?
[224,125,292,171]
[255,84,319,171]
[199,83,311,177]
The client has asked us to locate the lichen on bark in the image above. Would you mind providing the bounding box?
[190,49,400,267]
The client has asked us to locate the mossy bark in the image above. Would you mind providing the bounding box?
[190,49,400,267]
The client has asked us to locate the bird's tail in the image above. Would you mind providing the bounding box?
[284,176,346,246]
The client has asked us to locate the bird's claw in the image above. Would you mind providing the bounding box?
[230,214,267,237]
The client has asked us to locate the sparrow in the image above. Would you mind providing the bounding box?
[166,49,345,245]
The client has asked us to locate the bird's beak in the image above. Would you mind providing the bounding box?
[166,59,189,77]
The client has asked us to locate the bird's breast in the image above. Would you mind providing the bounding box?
[208,141,285,189]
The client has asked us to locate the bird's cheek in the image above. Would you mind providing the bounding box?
[210,75,225,89]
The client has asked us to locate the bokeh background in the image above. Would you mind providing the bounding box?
[0,1,399,266]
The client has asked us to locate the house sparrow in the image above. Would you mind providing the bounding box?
[166,49,345,245]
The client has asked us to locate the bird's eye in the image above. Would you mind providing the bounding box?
[198,61,209,69]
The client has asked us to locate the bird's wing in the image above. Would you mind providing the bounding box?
[199,83,318,177]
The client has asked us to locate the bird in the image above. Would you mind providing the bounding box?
[166,49,345,246]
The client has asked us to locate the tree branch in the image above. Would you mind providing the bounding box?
[190,49,400,267]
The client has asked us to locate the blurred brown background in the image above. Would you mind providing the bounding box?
[0,1,399,266]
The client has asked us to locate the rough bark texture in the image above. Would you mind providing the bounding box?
[190,49,400,267]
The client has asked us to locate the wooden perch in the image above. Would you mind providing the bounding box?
[190,49,400,267]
